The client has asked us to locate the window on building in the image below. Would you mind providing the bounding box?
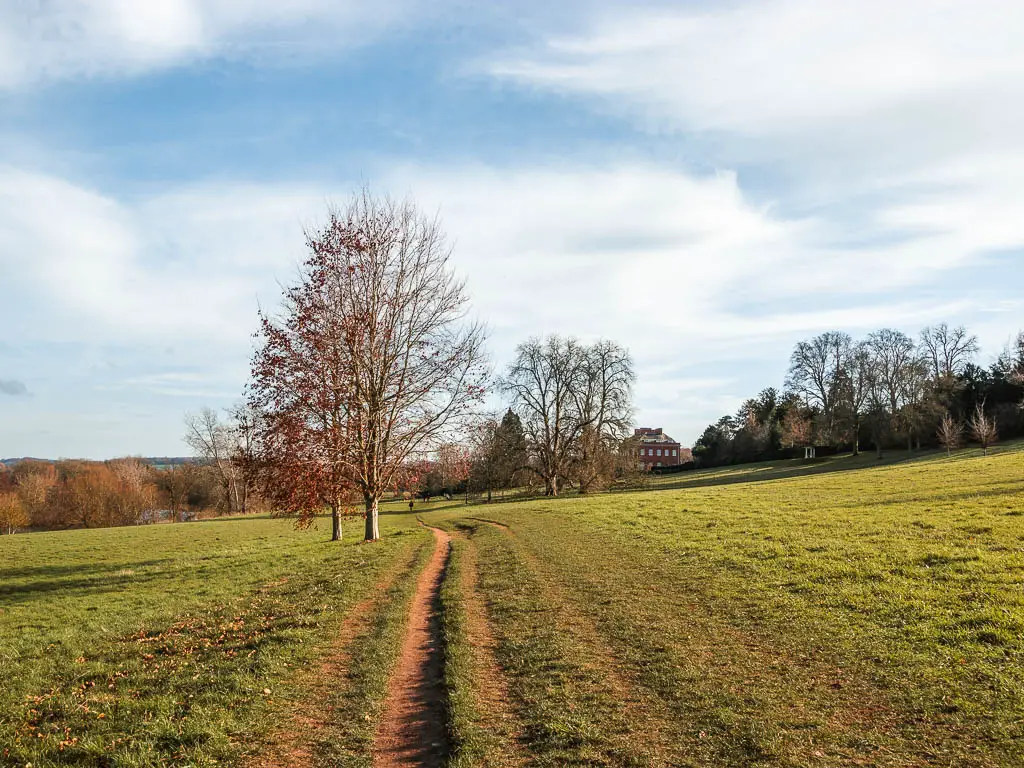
[656,449,662,456]
[648,449,653,456]
[672,449,677,456]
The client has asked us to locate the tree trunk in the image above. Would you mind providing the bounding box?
[852,418,860,456]
[364,495,380,541]
[331,503,342,542]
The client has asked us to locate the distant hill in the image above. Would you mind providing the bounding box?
[1,457,193,468]
[0,457,52,467]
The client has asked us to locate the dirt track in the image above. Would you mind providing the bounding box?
[374,526,451,767]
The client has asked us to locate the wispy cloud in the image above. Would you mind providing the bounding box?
[487,1,1024,140]
[2,157,1018,450]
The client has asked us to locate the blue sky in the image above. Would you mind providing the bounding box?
[1,0,1023,459]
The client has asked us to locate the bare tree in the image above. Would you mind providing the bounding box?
[108,458,158,525]
[786,331,850,445]
[160,463,194,522]
[184,408,244,514]
[865,329,925,451]
[501,336,634,495]
[12,461,56,526]
[920,323,979,380]
[466,415,501,502]
[226,400,262,515]
[501,336,590,496]
[250,191,488,541]
[574,340,635,493]
[836,342,873,455]
[937,413,963,456]
[969,402,999,455]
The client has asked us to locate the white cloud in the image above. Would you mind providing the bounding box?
[1,158,1020,452]
[386,163,1004,350]
[0,167,322,344]
[489,1,1024,135]
[486,0,1024,193]
[0,0,417,88]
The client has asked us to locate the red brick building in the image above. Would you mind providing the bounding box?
[635,427,690,468]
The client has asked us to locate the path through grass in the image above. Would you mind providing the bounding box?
[3,445,1022,766]
[0,515,425,767]
[427,445,1024,766]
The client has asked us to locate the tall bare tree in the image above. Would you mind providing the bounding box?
[574,340,635,493]
[865,329,925,450]
[185,408,244,514]
[786,331,851,445]
[920,324,979,380]
[835,342,873,455]
[501,336,634,495]
[250,191,488,541]
[501,336,589,496]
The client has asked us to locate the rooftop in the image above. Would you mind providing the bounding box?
[634,427,679,444]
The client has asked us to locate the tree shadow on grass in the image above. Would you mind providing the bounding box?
[0,558,172,582]
[0,559,174,604]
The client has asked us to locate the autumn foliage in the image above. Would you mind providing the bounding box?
[248,191,487,541]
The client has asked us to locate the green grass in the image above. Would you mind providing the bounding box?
[425,443,1024,766]
[3,445,1023,766]
[0,514,425,767]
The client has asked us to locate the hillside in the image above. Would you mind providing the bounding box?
[1,445,1022,766]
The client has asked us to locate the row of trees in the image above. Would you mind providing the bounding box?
[415,335,640,502]
[416,410,530,502]
[0,458,239,533]
[236,192,643,543]
[694,324,1024,467]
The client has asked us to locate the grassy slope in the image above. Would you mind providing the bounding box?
[426,444,1024,766]
[3,445,1022,767]
[0,514,427,767]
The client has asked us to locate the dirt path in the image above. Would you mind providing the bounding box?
[374,526,451,767]
[246,543,421,768]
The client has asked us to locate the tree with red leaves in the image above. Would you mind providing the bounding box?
[249,190,488,541]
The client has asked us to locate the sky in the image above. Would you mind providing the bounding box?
[1,0,1023,459]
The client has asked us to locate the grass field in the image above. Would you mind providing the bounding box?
[2,444,1022,766]
[0,513,430,766]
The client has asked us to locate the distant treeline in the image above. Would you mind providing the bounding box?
[694,324,1024,468]
[0,456,191,468]
[0,457,258,534]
